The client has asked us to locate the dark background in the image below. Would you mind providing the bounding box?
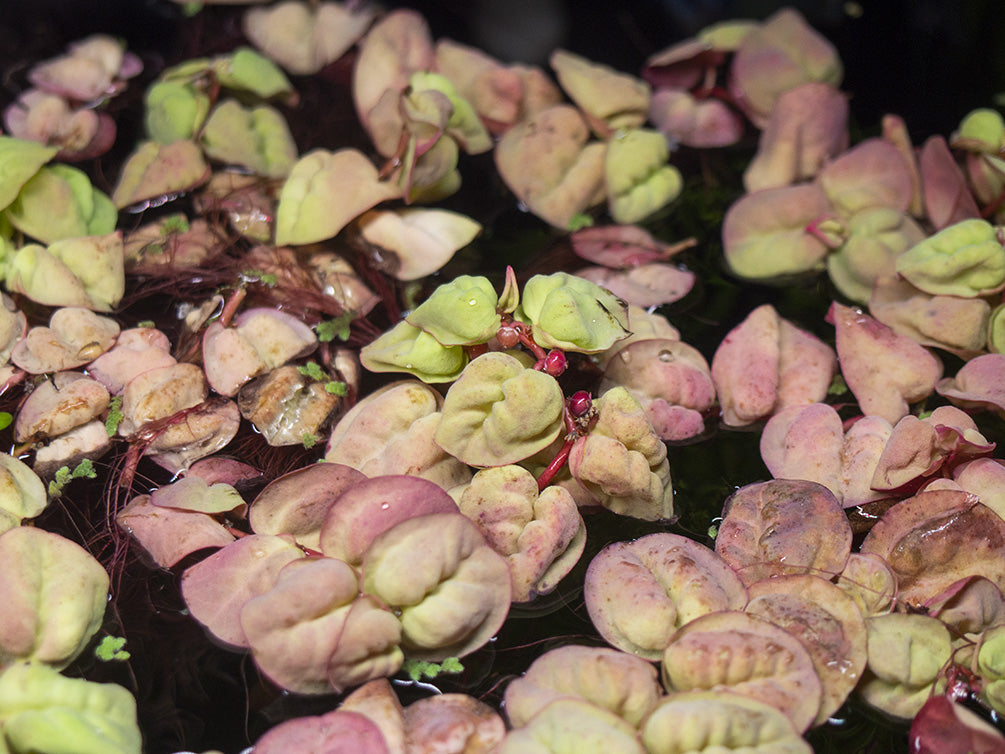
[1,0,1003,141]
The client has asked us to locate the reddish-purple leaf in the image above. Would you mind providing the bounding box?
[861,488,1005,605]
[319,474,458,567]
[909,694,1005,754]
[715,478,852,586]
[574,263,695,308]
[249,462,367,551]
[937,353,1005,417]
[569,224,692,268]
[919,135,982,230]
[254,709,390,754]
[180,533,304,649]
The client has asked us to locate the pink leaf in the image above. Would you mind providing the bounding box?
[938,353,1005,418]
[743,81,848,191]
[721,183,833,280]
[494,105,606,229]
[817,138,914,216]
[318,474,457,567]
[728,7,842,127]
[116,493,235,569]
[352,10,434,138]
[715,478,852,587]
[649,89,744,148]
[711,304,834,426]
[919,135,981,230]
[830,302,943,424]
[881,114,924,216]
[249,462,367,551]
[569,224,693,268]
[254,709,390,754]
[574,263,695,308]
[180,533,304,649]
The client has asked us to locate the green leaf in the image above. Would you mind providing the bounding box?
[5,232,126,312]
[324,381,347,396]
[826,373,848,396]
[401,656,464,682]
[5,164,116,244]
[213,47,294,101]
[301,432,317,449]
[606,128,683,224]
[956,108,1005,152]
[111,139,209,210]
[94,636,130,662]
[316,313,353,342]
[405,274,501,346]
[47,459,97,497]
[0,413,11,431]
[0,663,142,754]
[434,352,564,466]
[568,212,595,231]
[296,361,326,381]
[0,526,109,669]
[144,80,211,144]
[517,272,630,353]
[241,269,278,286]
[0,452,47,523]
[49,468,72,498]
[275,148,402,246]
[294,361,348,397]
[0,136,59,211]
[895,218,1005,297]
[160,215,190,235]
[408,71,491,154]
[71,459,96,479]
[199,99,298,179]
[105,396,123,437]
[360,320,467,383]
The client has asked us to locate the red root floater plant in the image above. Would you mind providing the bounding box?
[0,3,1005,754]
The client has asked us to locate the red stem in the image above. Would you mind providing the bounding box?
[804,216,845,249]
[537,438,574,491]
[536,408,581,491]
[466,342,489,359]
[218,285,247,328]
[516,325,547,362]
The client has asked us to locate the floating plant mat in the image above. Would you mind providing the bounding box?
[0,3,1004,754]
